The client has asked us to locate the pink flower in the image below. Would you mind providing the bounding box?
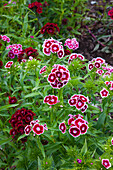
[33,123,44,135]
[30,36,34,38]
[51,43,60,53]
[102,159,111,169]
[24,125,32,135]
[40,66,47,74]
[5,61,13,68]
[100,88,109,98]
[69,53,78,60]
[69,126,81,137]
[96,57,105,64]
[59,122,66,133]
[64,38,79,50]
[96,69,104,75]
[111,138,113,145]
[43,47,51,56]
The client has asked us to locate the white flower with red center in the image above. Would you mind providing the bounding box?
[76,99,85,110]
[61,71,70,81]
[80,123,88,134]
[74,118,85,128]
[69,53,78,60]
[48,73,56,82]
[68,117,75,125]
[96,69,104,75]
[59,122,66,134]
[5,61,13,68]
[43,47,51,56]
[79,95,88,103]
[68,98,77,106]
[102,159,111,169]
[40,66,47,74]
[103,71,111,78]
[69,126,81,137]
[55,71,63,78]
[57,49,64,58]
[81,104,88,113]
[51,43,60,53]
[96,57,105,64]
[44,95,58,105]
[94,62,101,68]
[100,88,109,98]
[44,95,51,103]
[44,40,52,48]
[78,54,84,61]
[24,125,32,135]
[33,123,44,135]
[48,95,58,105]
[88,63,94,71]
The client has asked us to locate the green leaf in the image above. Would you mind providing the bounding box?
[0,104,19,111]
[37,137,45,158]
[17,134,27,141]
[96,112,106,129]
[81,138,87,156]
[0,137,12,145]
[22,12,29,36]
[24,92,43,98]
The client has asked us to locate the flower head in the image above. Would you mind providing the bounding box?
[100,88,109,98]
[102,159,111,169]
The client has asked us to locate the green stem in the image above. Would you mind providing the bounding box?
[58,88,63,105]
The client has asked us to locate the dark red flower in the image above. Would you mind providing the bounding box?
[24,113,33,123]
[108,8,113,16]
[21,136,27,143]
[36,7,42,14]
[57,81,64,89]
[17,124,25,134]
[47,26,55,34]
[10,128,17,138]
[0,43,2,48]
[9,96,17,104]
[57,50,64,58]
[88,63,94,71]
[62,18,68,25]
[0,61,3,68]
[55,71,62,78]
[33,123,44,135]
[59,122,66,133]
[43,1,49,7]
[69,126,80,137]
[64,49,71,57]
[20,108,26,116]
[26,110,36,116]
[94,62,101,68]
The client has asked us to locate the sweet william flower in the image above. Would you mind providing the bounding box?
[0,61,3,68]
[59,122,66,134]
[5,61,13,68]
[69,126,81,137]
[100,88,109,98]
[102,159,111,169]
[33,123,44,135]
[77,159,82,164]
[24,125,32,135]
[9,96,17,104]
[80,123,89,134]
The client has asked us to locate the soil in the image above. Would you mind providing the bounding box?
[76,0,113,65]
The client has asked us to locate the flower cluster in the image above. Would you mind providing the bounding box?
[100,88,109,98]
[68,94,88,112]
[41,23,60,35]
[9,108,36,142]
[28,1,43,14]
[88,57,113,78]
[9,96,17,104]
[108,8,113,20]
[105,81,113,91]
[5,61,13,68]
[59,114,89,137]
[24,119,47,136]
[42,38,64,58]
[0,35,10,43]
[18,47,39,62]
[68,53,84,63]
[102,159,111,169]
[48,64,70,89]
[44,95,59,105]
[6,44,22,59]
[64,38,79,50]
